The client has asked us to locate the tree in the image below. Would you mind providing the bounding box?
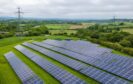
[125,35,133,47]
[90,32,100,39]
[119,22,124,26]
[0,34,3,39]
[120,40,132,47]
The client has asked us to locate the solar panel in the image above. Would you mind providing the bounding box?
[21,43,131,84]
[43,40,131,62]
[5,52,43,84]
[15,45,86,84]
[43,40,111,57]
[39,41,133,81]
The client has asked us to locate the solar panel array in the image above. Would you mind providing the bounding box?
[23,42,131,84]
[15,45,86,84]
[43,40,111,58]
[41,40,133,81]
[5,52,43,84]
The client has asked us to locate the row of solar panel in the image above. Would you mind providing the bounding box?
[15,45,86,84]
[43,40,111,57]
[22,42,131,84]
[44,40,133,63]
[43,40,131,62]
[41,40,133,81]
[4,52,44,84]
[42,40,121,65]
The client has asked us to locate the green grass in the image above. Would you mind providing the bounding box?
[1,35,132,84]
[0,35,79,47]
[112,50,130,57]
[13,47,60,84]
[49,30,77,35]
[46,24,71,29]
[0,36,79,84]
[122,28,133,34]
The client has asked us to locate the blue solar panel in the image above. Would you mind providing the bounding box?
[39,40,133,81]
[5,52,43,84]
[15,45,86,84]
[22,43,131,84]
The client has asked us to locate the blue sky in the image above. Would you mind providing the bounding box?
[0,0,133,19]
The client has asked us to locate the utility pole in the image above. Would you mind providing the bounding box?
[16,7,23,36]
[113,16,116,25]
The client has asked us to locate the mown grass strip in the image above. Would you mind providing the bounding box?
[13,48,60,84]
[0,35,79,84]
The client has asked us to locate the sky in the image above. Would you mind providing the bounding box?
[0,0,133,19]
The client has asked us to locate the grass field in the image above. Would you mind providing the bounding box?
[49,30,77,35]
[46,23,94,30]
[122,28,133,34]
[0,36,98,84]
[0,36,81,84]
[0,35,132,84]
[46,24,71,29]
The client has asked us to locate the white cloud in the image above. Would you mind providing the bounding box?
[0,0,133,19]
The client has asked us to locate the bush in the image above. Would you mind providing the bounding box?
[122,48,133,56]
[90,32,100,39]
[119,22,124,26]
[86,37,133,56]
[0,34,3,39]
[120,40,132,47]
[125,35,133,47]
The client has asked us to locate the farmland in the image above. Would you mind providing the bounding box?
[0,19,133,84]
[122,28,133,34]
[1,36,133,84]
[46,23,94,30]
[49,30,77,35]
[1,0,133,83]
[46,24,71,29]
[0,36,86,84]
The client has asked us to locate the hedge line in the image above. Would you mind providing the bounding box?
[86,37,133,57]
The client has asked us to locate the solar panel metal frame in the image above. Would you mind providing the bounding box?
[22,43,131,84]
[15,45,86,84]
[40,40,133,81]
[5,52,44,84]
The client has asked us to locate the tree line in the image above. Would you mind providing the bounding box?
[75,24,133,56]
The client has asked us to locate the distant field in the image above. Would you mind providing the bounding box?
[49,30,77,35]
[46,23,95,30]
[122,28,133,34]
[46,24,71,29]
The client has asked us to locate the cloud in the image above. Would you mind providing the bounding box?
[0,0,133,19]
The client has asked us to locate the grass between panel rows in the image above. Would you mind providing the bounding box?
[0,36,79,84]
[22,45,98,84]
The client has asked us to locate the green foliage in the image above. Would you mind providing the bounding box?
[87,37,133,56]
[119,40,132,47]
[0,33,14,39]
[87,24,120,33]
[119,22,125,26]
[46,24,70,29]
[25,25,49,36]
[119,34,133,47]
[125,35,133,46]
[0,22,17,32]
[90,32,100,39]
[105,32,125,42]
[75,23,133,56]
